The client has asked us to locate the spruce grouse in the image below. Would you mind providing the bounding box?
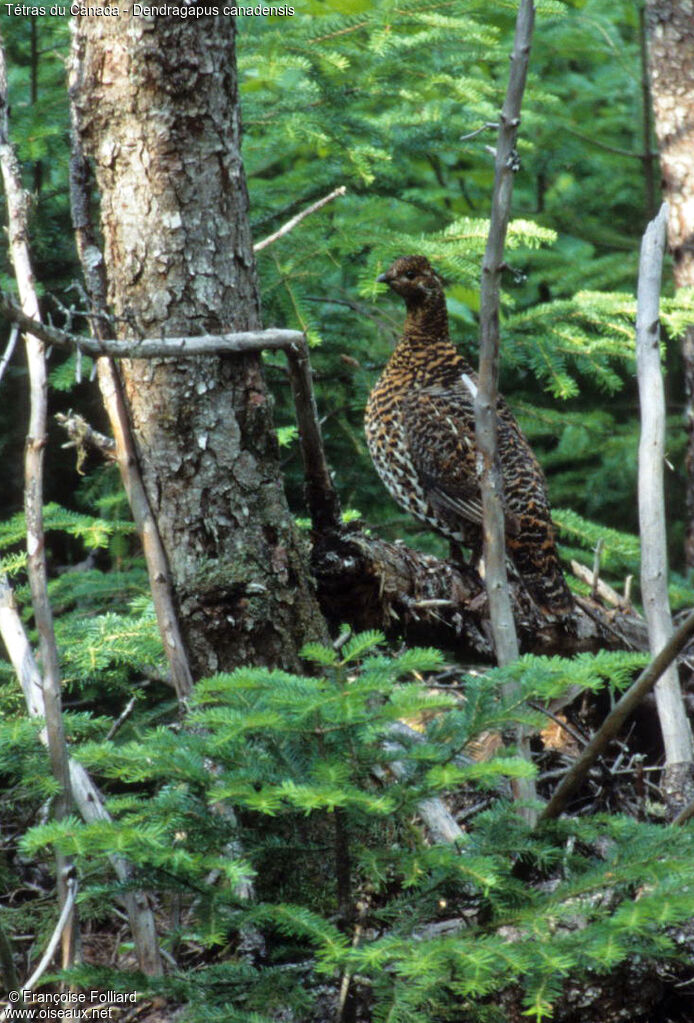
[364,254,573,620]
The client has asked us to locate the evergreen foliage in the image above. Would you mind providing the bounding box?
[19,634,694,1021]
[237,0,694,566]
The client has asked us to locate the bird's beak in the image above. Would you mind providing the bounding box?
[376,272,389,284]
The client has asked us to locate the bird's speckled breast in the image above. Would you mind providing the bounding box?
[364,340,467,536]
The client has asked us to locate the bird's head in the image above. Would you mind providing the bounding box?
[376,255,445,308]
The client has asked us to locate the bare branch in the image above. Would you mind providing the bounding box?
[638,5,658,219]
[4,283,341,540]
[285,342,342,534]
[540,607,694,822]
[0,323,18,386]
[528,701,589,748]
[19,870,78,997]
[254,185,347,252]
[4,292,342,533]
[460,121,499,142]
[0,292,304,358]
[562,125,654,161]
[475,0,537,819]
[105,694,138,741]
[571,559,629,609]
[636,201,693,800]
[476,0,535,666]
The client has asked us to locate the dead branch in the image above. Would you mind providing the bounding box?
[0,291,304,358]
[55,410,116,471]
[311,524,624,659]
[285,339,342,534]
[105,694,139,741]
[0,43,79,972]
[636,201,693,803]
[571,559,629,609]
[540,607,694,822]
[475,0,537,818]
[476,0,534,659]
[460,121,499,142]
[254,185,347,252]
[2,287,343,539]
[18,869,78,997]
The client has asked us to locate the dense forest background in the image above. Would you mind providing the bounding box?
[2,3,694,1022]
[3,2,693,584]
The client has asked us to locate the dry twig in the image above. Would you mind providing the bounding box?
[571,559,628,609]
[254,185,346,252]
[475,0,537,820]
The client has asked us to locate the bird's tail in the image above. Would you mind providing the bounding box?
[507,529,574,622]
[521,566,574,621]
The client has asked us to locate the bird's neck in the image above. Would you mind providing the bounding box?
[402,294,450,343]
[388,295,471,386]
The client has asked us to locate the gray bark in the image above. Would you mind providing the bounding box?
[646,1,694,566]
[476,0,537,818]
[636,202,693,808]
[69,12,326,677]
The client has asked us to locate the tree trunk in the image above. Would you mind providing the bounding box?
[69,12,326,676]
[645,0,694,566]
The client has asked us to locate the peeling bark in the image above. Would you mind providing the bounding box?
[69,12,326,676]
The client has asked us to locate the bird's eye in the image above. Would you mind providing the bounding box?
[404,269,417,280]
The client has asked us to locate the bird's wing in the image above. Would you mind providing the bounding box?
[401,383,484,528]
[400,380,572,617]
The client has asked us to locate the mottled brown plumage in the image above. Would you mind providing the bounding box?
[365,254,573,619]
